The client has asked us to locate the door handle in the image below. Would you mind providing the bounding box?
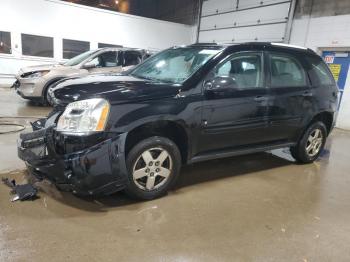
[254,95,268,102]
[302,91,313,97]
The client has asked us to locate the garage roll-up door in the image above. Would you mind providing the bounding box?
[198,0,294,44]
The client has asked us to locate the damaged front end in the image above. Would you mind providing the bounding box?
[17,113,128,196]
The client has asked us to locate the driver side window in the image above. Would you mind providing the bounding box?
[88,51,118,68]
[215,53,263,89]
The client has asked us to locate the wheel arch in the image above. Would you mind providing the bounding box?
[124,120,190,164]
[310,111,334,135]
[41,77,66,97]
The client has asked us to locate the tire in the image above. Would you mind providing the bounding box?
[124,136,182,200]
[42,79,63,106]
[43,88,51,106]
[290,121,327,164]
[41,86,53,106]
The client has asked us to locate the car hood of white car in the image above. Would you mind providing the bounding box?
[18,63,67,76]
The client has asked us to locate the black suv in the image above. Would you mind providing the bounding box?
[18,43,338,200]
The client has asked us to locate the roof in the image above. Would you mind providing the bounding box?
[97,47,148,52]
[189,42,316,55]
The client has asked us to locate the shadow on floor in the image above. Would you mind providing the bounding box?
[36,150,294,212]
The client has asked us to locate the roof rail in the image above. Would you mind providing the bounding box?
[190,42,218,46]
[271,43,307,50]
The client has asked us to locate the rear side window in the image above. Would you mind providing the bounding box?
[123,51,142,67]
[99,51,118,67]
[306,56,335,86]
[270,53,307,87]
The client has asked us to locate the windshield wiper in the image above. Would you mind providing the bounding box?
[130,73,155,81]
[130,74,178,84]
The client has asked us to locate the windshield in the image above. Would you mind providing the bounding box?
[64,50,98,66]
[130,47,222,84]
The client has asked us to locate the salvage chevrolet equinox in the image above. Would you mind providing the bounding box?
[18,43,338,200]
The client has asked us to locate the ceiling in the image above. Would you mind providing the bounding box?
[63,0,200,25]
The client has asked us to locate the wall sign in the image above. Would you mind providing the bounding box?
[322,51,350,109]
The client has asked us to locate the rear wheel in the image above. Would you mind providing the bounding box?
[124,136,181,200]
[290,121,327,163]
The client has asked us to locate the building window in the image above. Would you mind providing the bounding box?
[0,31,11,54]
[98,43,123,49]
[21,34,53,58]
[63,39,90,59]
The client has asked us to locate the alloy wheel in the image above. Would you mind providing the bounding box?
[132,147,173,191]
[305,128,323,157]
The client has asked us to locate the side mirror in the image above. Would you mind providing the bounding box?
[204,76,238,96]
[82,62,96,69]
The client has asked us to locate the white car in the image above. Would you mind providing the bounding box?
[13,48,151,105]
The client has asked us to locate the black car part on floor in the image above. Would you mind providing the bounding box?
[2,177,38,201]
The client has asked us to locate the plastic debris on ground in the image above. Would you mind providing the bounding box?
[2,177,39,202]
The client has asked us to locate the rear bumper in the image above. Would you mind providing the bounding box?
[18,126,128,196]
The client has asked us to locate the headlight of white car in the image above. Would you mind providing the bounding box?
[25,70,50,78]
[57,98,110,135]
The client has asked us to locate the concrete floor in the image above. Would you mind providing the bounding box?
[1,88,350,261]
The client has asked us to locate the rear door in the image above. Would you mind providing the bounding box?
[121,51,143,72]
[265,51,313,142]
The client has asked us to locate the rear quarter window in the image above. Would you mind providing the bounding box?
[306,55,335,86]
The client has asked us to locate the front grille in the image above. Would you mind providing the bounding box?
[20,128,46,146]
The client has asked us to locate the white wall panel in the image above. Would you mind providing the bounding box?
[199,23,287,43]
[201,0,236,16]
[200,3,290,31]
[0,0,194,83]
[199,0,292,44]
[290,14,350,129]
[237,0,288,9]
[202,0,289,16]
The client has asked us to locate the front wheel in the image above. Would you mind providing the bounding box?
[290,121,327,163]
[124,136,182,200]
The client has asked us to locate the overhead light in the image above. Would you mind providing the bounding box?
[115,0,119,4]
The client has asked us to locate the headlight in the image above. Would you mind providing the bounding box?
[57,98,110,135]
[25,70,50,79]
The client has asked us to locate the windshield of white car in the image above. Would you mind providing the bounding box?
[64,50,98,66]
[130,47,222,84]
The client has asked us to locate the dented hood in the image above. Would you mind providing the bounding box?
[50,74,181,106]
[18,63,63,75]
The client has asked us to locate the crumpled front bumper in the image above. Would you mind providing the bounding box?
[17,125,128,196]
[13,76,46,99]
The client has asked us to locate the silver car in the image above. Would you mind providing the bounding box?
[13,48,150,105]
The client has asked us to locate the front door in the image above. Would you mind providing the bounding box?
[86,51,122,74]
[197,51,270,154]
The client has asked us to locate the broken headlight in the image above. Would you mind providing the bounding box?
[22,70,50,79]
[56,98,110,135]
